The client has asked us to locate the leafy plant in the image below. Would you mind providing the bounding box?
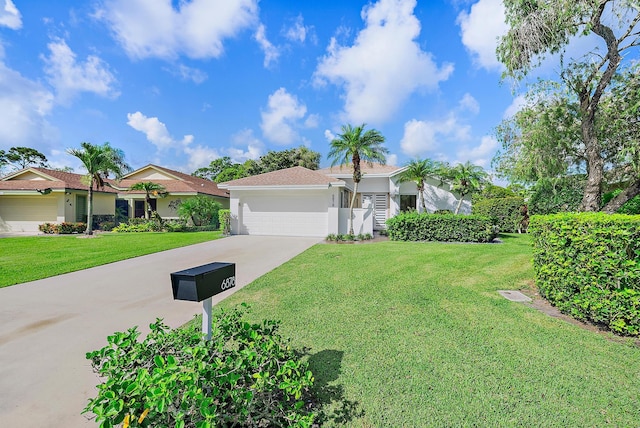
[472,197,526,233]
[386,212,496,243]
[177,196,222,227]
[38,222,87,234]
[218,209,231,235]
[84,305,316,427]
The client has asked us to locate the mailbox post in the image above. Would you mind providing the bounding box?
[170,262,236,340]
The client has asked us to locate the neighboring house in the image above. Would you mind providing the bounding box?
[0,167,117,232]
[114,165,229,219]
[218,163,469,237]
[0,164,230,233]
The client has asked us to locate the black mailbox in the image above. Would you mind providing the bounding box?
[170,262,236,302]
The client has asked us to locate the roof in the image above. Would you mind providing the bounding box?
[118,164,228,198]
[317,163,402,177]
[219,166,345,189]
[0,167,117,193]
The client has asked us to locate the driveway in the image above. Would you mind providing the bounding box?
[0,235,320,427]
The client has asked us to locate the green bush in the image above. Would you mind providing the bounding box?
[386,212,497,243]
[529,213,640,336]
[112,221,159,233]
[472,197,525,233]
[218,209,231,234]
[38,222,86,234]
[178,196,221,227]
[84,305,316,427]
[99,221,115,231]
[529,177,584,215]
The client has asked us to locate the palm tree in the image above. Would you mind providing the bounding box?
[327,124,388,234]
[67,142,130,234]
[128,181,168,219]
[443,161,489,214]
[396,158,441,213]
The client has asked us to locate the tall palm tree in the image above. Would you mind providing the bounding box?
[67,142,130,234]
[444,161,489,214]
[327,123,388,234]
[396,158,441,213]
[128,181,168,219]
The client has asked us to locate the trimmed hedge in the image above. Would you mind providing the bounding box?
[39,222,87,234]
[386,212,497,243]
[529,213,640,336]
[472,197,525,233]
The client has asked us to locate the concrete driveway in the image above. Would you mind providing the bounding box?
[0,235,320,427]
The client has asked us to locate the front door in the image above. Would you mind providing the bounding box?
[76,195,87,223]
[362,193,388,230]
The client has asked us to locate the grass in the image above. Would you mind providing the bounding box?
[0,231,222,287]
[215,234,640,427]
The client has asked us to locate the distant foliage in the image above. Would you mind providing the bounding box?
[472,197,525,233]
[530,213,640,336]
[38,222,86,234]
[84,305,316,427]
[386,212,497,243]
[528,177,584,215]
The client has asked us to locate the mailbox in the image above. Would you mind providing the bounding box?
[170,262,236,302]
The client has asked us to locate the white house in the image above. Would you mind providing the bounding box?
[218,163,469,237]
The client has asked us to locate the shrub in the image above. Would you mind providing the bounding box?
[178,196,222,227]
[529,213,640,336]
[99,221,115,231]
[386,212,496,243]
[472,197,525,233]
[112,221,158,233]
[84,305,316,427]
[219,209,231,235]
[529,177,584,215]
[326,234,337,241]
[38,222,86,234]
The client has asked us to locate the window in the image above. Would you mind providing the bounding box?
[400,194,417,212]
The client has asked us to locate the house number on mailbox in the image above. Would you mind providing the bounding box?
[220,276,236,291]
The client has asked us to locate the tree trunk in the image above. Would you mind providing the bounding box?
[601,178,640,213]
[144,194,151,219]
[349,181,359,235]
[418,182,426,213]
[454,196,464,215]
[579,119,604,211]
[86,182,94,235]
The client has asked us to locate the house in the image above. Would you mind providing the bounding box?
[218,163,468,237]
[0,167,117,232]
[114,165,229,219]
[0,164,230,233]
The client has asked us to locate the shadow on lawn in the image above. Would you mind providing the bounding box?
[307,349,364,425]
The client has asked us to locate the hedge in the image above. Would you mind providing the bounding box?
[529,213,640,336]
[39,222,87,234]
[472,196,525,233]
[386,212,497,243]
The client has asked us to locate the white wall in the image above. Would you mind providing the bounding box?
[390,177,471,215]
[337,207,373,235]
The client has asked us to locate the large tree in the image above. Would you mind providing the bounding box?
[245,146,321,175]
[396,158,441,213]
[327,124,388,235]
[128,181,168,219]
[67,142,130,234]
[497,0,640,211]
[440,161,489,214]
[192,157,248,182]
[2,146,49,170]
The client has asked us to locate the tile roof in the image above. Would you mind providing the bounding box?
[317,162,401,176]
[0,167,117,193]
[118,164,228,198]
[220,166,344,187]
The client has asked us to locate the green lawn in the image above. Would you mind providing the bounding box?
[0,231,222,287]
[216,234,640,427]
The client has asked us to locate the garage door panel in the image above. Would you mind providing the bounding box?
[0,196,57,232]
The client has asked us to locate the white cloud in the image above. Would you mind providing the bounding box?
[314,0,454,124]
[183,143,221,171]
[457,0,508,70]
[228,128,264,162]
[387,153,398,166]
[260,87,309,145]
[455,135,499,168]
[254,24,280,68]
[503,94,526,118]
[98,0,258,60]
[324,129,336,142]
[283,15,312,43]
[42,38,118,104]
[459,93,480,114]
[0,0,21,30]
[0,61,55,150]
[303,114,320,129]
[168,64,208,84]
[127,111,175,150]
[400,114,471,157]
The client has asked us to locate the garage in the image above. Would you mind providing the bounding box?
[0,195,57,232]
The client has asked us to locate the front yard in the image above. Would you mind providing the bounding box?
[217,234,640,426]
[0,231,222,288]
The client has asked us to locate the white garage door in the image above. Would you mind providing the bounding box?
[240,193,328,237]
[0,196,57,232]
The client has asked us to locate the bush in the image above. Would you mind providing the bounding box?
[529,177,584,215]
[386,212,497,243]
[84,305,316,427]
[38,222,86,234]
[178,196,222,227]
[472,197,525,233]
[112,221,159,233]
[99,221,115,231]
[219,209,231,235]
[529,213,640,336]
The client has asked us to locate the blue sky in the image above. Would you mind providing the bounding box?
[0,0,526,175]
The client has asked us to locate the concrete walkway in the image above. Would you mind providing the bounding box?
[0,235,320,427]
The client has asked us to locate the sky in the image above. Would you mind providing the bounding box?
[0,0,546,176]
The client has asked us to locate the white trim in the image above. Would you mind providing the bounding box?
[219,183,344,191]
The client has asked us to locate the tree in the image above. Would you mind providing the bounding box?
[177,196,221,227]
[67,142,130,235]
[128,181,168,219]
[192,157,249,182]
[396,158,441,213]
[245,146,321,176]
[327,124,388,234]
[3,146,49,170]
[497,0,640,211]
[440,161,489,214]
